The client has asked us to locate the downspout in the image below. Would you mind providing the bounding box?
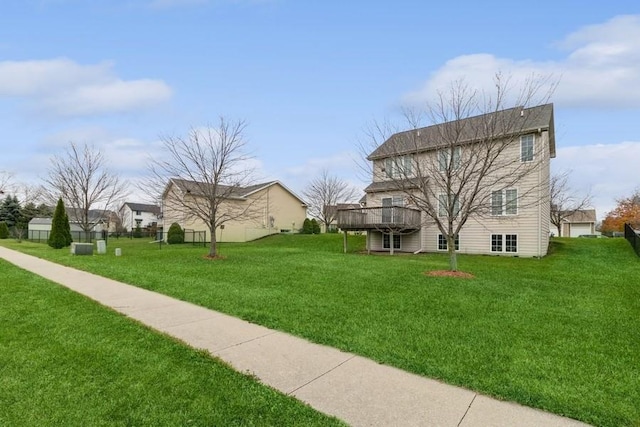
[537,132,543,257]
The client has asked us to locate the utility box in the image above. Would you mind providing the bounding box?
[71,242,93,255]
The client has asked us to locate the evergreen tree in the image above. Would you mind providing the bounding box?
[49,198,72,249]
[0,221,8,239]
[63,209,73,246]
[37,203,54,217]
[0,195,21,227]
[21,202,39,225]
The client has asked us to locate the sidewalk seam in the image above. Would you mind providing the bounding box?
[457,393,477,427]
[210,330,279,353]
[286,354,356,395]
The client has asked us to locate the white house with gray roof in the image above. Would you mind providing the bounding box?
[119,202,161,232]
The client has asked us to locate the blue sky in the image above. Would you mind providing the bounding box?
[1,1,639,218]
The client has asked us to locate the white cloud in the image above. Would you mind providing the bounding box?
[0,58,172,116]
[405,15,640,109]
[552,141,640,219]
[283,151,358,180]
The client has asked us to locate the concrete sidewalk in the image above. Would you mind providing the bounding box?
[0,246,590,427]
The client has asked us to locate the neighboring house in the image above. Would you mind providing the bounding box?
[119,202,161,231]
[162,179,307,242]
[550,209,597,237]
[337,104,555,257]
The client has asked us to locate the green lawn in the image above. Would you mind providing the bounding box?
[2,235,639,426]
[0,259,344,426]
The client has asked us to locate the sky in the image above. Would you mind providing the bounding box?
[1,0,639,219]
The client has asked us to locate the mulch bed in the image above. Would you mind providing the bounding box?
[202,254,227,260]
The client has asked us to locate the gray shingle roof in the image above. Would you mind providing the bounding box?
[167,179,307,206]
[123,202,161,215]
[170,178,278,199]
[368,103,555,160]
[563,209,596,223]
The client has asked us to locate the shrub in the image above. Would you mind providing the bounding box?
[0,221,8,239]
[167,222,184,244]
[301,218,313,234]
[133,225,143,238]
[49,198,72,249]
[311,218,321,234]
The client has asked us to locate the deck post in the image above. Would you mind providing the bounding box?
[390,231,394,255]
[343,230,347,253]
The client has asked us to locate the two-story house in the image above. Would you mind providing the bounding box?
[119,202,161,232]
[337,103,555,257]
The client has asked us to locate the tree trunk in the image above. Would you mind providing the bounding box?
[448,236,458,271]
[208,227,218,257]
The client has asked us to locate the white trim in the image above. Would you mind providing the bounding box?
[520,134,535,163]
[491,188,518,216]
[383,233,401,250]
[437,234,460,251]
[489,233,519,254]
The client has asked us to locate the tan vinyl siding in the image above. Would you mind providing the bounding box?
[416,131,551,257]
[162,182,307,243]
[368,131,551,257]
[368,230,421,252]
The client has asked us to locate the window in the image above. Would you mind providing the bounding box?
[505,234,518,252]
[505,189,518,215]
[385,158,393,178]
[521,134,534,162]
[382,196,404,223]
[135,210,141,215]
[384,155,413,178]
[439,194,460,217]
[438,234,459,251]
[491,189,517,216]
[438,146,461,171]
[383,233,401,249]
[491,234,518,253]
[491,234,502,252]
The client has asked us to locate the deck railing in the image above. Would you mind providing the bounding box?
[336,206,421,231]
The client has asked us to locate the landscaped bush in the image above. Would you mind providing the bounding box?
[133,225,143,238]
[0,221,9,239]
[310,218,321,234]
[301,218,313,234]
[48,198,72,249]
[167,222,184,244]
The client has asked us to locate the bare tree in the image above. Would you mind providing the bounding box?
[146,117,259,258]
[43,142,128,242]
[361,73,556,271]
[303,169,360,232]
[550,171,592,237]
[0,170,14,195]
